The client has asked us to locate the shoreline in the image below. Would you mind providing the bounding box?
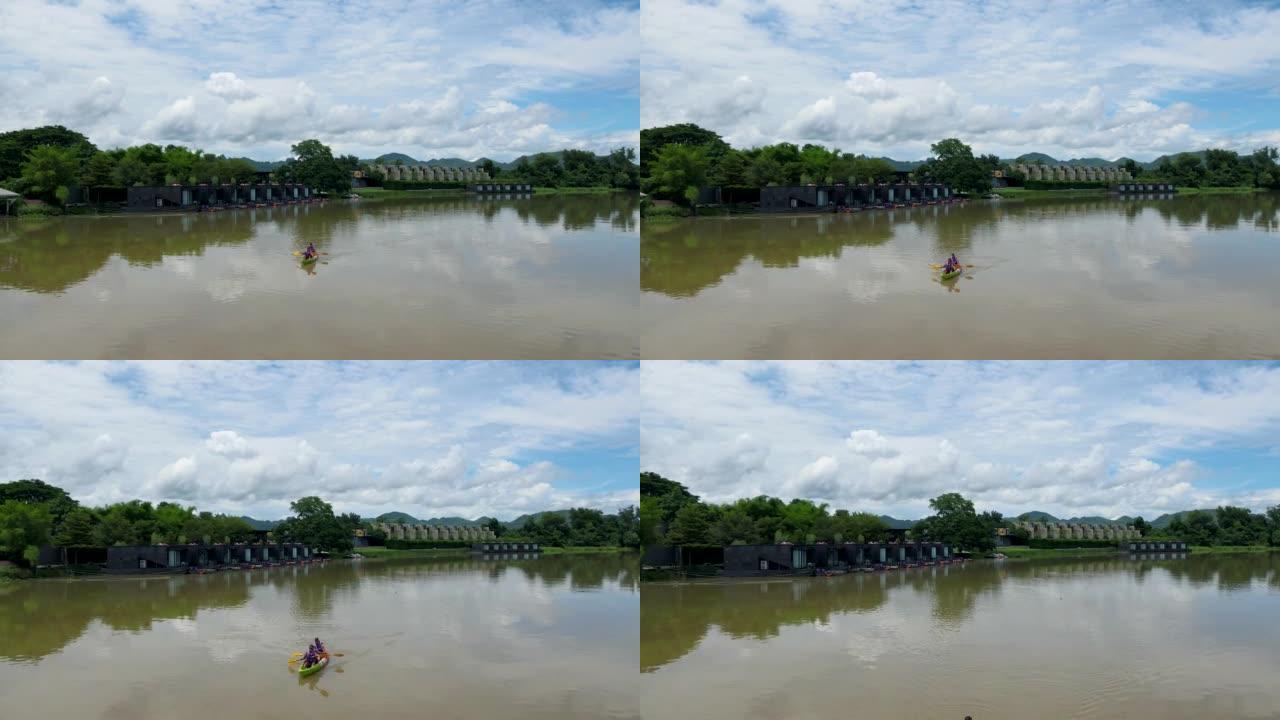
[353,186,633,201]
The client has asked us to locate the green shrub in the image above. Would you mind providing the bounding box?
[16,203,61,217]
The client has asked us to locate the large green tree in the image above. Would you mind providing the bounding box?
[649,144,709,206]
[0,500,52,565]
[919,138,991,194]
[914,492,996,552]
[20,145,81,205]
[275,496,353,553]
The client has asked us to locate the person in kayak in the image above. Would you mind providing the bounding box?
[313,637,326,654]
[303,242,317,260]
[301,645,318,669]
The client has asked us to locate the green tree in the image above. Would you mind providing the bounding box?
[20,145,81,205]
[920,138,990,194]
[666,503,716,545]
[650,144,708,206]
[915,492,995,552]
[709,508,758,545]
[285,139,350,194]
[639,496,664,546]
[0,500,52,565]
[640,123,729,178]
[0,125,96,182]
[0,479,80,529]
[275,496,352,553]
[53,508,98,547]
[1133,516,1149,537]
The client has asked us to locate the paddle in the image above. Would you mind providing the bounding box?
[291,251,329,257]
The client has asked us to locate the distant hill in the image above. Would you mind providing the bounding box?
[374,511,420,524]
[370,511,487,526]
[1150,509,1219,529]
[1017,510,1059,522]
[239,516,279,531]
[506,509,572,529]
[233,157,285,172]
[878,515,916,530]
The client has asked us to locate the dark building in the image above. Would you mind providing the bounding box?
[1121,540,1190,553]
[127,185,198,211]
[471,542,542,553]
[106,545,191,574]
[759,183,954,212]
[1112,182,1174,194]
[469,183,534,194]
[723,543,817,576]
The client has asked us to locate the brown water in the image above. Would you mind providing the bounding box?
[0,194,639,359]
[640,194,1280,359]
[0,554,638,720]
[639,553,1280,719]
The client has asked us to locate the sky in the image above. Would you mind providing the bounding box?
[641,0,1280,161]
[0,361,639,521]
[0,0,638,161]
[641,361,1280,520]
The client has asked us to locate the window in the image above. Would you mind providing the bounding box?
[759,559,769,571]
[791,548,806,568]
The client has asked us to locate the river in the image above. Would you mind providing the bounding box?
[0,193,639,359]
[0,554,638,720]
[640,194,1280,359]
[640,553,1280,719]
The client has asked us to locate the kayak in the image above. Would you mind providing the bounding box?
[300,254,318,264]
[298,653,328,677]
[940,265,962,280]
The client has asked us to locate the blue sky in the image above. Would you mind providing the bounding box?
[0,0,638,161]
[0,361,639,520]
[642,0,1280,160]
[641,361,1280,520]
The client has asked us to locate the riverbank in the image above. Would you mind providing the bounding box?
[993,185,1268,200]
[352,185,630,201]
[997,544,1276,560]
[355,545,632,560]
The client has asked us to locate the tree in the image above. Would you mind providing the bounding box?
[914,492,995,552]
[920,139,990,194]
[710,508,758,545]
[275,496,352,553]
[479,158,499,180]
[484,517,506,538]
[0,479,80,529]
[285,139,350,194]
[639,496,663,547]
[666,503,715,545]
[1133,516,1149,537]
[1120,158,1142,179]
[20,145,81,205]
[0,125,96,182]
[834,510,889,543]
[640,123,729,178]
[0,500,52,566]
[54,508,98,547]
[615,505,640,547]
[649,144,708,206]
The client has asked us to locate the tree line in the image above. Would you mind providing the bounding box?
[640,123,1001,205]
[1157,507,1280,547]
[502,507,640,548]
[0,479,371,566]
[640,472,1009,552]
[0,125,364,208]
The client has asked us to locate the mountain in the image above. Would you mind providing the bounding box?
[374,511,419,524]
[371,152,422,166]
[505,509,573,529]
[1013,152,1059,166]
[1147,150,1208,168]
[878,515,917,530]
[1150,509,1218,529]
[1017,510,1059,522]
[417,516,484,527]
[239,516,279,531]
[232,157,285,172]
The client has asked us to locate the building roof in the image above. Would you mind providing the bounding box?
[0,188,19,199]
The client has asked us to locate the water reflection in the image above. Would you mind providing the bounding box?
[640,194,1280,358]
[0,193,640,359]
[641,553,1280,672]
[0,553,636,663]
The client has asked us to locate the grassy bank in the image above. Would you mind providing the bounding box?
[997,544,1275,560]
[993,187,1108,199]
[539,546,632,555]
[1174,186,1266,195]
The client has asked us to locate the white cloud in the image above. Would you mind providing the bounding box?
[0,361,639,520]
[0,1,638,160]
[641,0,1280,159]
[642,362,1280,518]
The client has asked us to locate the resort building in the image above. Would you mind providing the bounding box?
[373,522,497,541]
[126,183,316,212]
[104,542,319,574]
[757,182,954,212]
[468,183,534,194]
[1120,540,1190,554]
[722,541,953,577]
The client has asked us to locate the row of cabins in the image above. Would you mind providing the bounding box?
[126,183,317,212]
[470,542,542,558]
[469,183,534,194]
[758,183,956,213]
[720,542,955,577]
[1112,183,1175,194]
[1120,540,1191,554]
[1015,521,1140,541]
[105,542,320,574]
[1013,164,1132,182]
[374,522,497,541]
[365,165,490,182]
